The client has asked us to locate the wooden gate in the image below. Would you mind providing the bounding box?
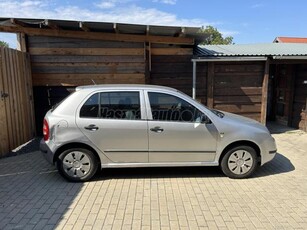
[0,47,35,157]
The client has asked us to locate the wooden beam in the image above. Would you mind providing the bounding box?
[207,62,214,108]
[44,20,60,30]
[179,27,186,37]
[146,25,150,35]
[271,59,307,65]
[10,18,29,27]
[79,22,90,32]
[151,48,193,55]
[148,42,152,71]
[28,47,144,56]
[0,48,10,155]
[212,87,262,96]
[260,60,270,124]
[32,73,145,80]
[287,65,295,127]
[175,27,186,37]
[17,33,27,52]
[215,104,261,113]
[145,42,151,84]
[0,25,194,45]
[113,23,119,33]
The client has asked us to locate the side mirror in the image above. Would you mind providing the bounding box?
[201,114,212,124]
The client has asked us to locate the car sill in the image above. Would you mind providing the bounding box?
[101,162,219,168]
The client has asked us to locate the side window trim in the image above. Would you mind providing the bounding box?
[144,90,153,120]
[98,92,101,118]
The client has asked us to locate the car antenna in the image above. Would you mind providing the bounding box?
[91,79,96,85]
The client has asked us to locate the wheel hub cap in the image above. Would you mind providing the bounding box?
[73,161,81,168]
[236,158,244,167]
[228,150,254,175]
[62,151,91,178]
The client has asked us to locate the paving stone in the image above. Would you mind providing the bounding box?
[0,126,306,229]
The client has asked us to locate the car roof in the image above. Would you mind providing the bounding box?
[76,84,178,92]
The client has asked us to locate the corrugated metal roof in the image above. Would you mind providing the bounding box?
[195,43,307,58]
[0,18,206,43]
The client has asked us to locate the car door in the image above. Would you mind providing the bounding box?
[146,91,218,163]
[76,90,148,163]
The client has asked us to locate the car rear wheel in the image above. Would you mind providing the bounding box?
[221,145,258,179]
[57,148,98,182]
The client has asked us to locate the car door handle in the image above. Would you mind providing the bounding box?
[150,126,164,133]
[84,124,99,131]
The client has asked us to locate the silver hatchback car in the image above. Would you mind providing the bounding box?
[40,85,277,182]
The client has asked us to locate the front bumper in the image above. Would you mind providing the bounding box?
[261,136,277,165]
[40,139,54,164]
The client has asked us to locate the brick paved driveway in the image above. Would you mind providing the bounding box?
[0,125,307,230]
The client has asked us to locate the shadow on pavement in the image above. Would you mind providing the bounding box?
[0,138,40,159]
[266,122,297,134]
[95,166,224,181]
[0,151,84,230]
[0,150,295,229]
[93,152,294,181]
[253,152,295,178]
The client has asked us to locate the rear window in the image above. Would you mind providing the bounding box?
[79,93,99,118]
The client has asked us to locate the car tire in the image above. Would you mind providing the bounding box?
[221,145,258,179]
[57,148,98,182]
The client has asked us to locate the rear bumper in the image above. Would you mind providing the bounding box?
[40,139,54,164]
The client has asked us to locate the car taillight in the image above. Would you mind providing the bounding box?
[43,119,49,141]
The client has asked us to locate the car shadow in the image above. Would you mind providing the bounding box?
[252,152,295,178]
[93,152,294,181]
[6,146,294,183]
[0,149,294,229]
[94,165,224,180]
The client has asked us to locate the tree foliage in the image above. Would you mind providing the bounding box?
[0,40,9,48]
[199,26,234,45]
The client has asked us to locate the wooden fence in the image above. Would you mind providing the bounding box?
[0,47,35,157]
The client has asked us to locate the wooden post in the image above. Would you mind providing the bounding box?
[0,48,10,156]
[287,65,295,127]
[207,62,214,108]
[192,61,196,99]
[144,42,150,84]
[17,33,27,52]
[261,60,270,125]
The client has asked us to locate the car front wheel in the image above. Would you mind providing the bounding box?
[57,148,98,182]
[221,145,258,179]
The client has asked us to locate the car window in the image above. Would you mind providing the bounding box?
[148,92,204,122]
[80,93,99,118]
[100,92,141,120]
[80,91,141,119]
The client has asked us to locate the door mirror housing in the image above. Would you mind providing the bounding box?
[201,114,212,124]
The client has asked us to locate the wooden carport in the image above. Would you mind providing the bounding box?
[192,44,307,129]
[0,18,207,134]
